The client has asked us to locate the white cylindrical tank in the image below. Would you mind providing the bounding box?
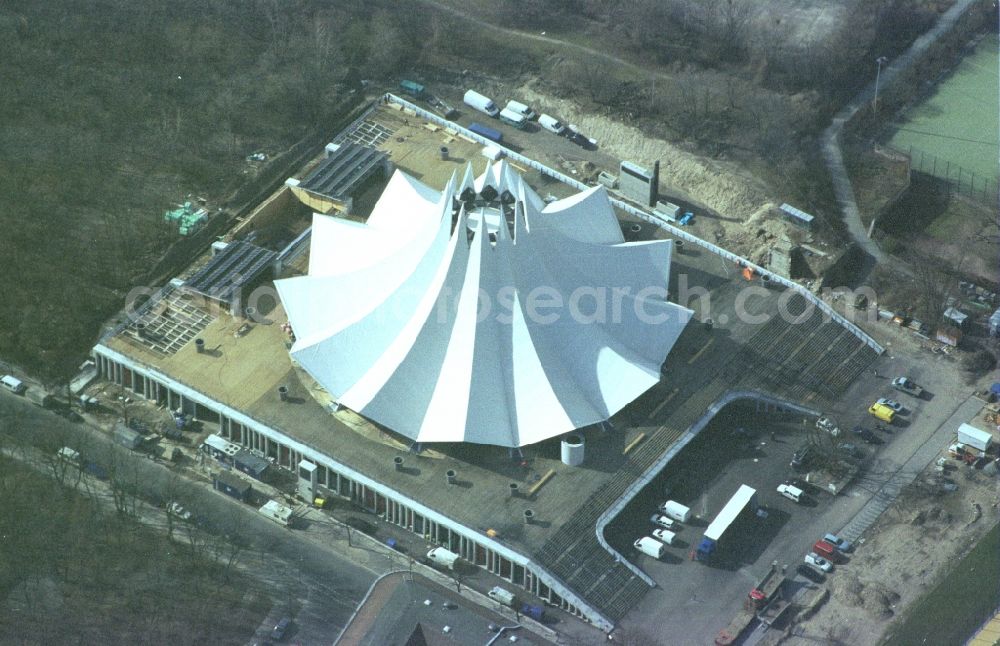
[660,500,692,523]
[561,434,585,466]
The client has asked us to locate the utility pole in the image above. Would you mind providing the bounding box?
[872,56,888,114]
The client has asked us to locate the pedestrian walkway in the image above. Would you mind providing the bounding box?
[968,605,1000,646]
[822,0,979,276]
[839,395,984,542]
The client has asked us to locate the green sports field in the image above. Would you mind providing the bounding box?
[887,33,998,187]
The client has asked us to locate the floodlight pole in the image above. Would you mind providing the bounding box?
[872,56,889,114]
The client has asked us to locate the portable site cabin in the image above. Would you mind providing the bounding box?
[233,449,270,480]
[957,423,992,453]
[213,470,252,502]
[202,433,241,462]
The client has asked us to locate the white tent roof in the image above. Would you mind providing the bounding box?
[275,161,692,447]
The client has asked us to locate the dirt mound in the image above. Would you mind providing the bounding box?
[515,83,772,220]
[835,573,900,619]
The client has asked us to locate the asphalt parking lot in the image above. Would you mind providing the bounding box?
[607,404,868,641]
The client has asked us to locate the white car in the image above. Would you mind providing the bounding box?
[805,552,833,572]
[876,398,903,413]
[649,513,677,530]
[815,416,840,436]
[167,502,192,521]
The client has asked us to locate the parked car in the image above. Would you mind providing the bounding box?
[270,617,291,641]
[805,552,833,572]
[853,425,883,444]
[777,484,804,503]
[649,513,678,530]
[167,502,192,521]
[891,376,923,397]
[876,397,904,413]
[797,562,826,583]
[816,416,840,436]
[823,533,853,552]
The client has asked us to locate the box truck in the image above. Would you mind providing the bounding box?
[463,90,500,117]
[634,536,667,559]
[660,500,692,523]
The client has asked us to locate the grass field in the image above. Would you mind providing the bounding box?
[887,33,999,184]
[883,520,1000,646]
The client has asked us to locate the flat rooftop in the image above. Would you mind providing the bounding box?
[102,104,878,622]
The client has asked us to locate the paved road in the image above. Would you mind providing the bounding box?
[0,391,376,645]
[821,0,979,278]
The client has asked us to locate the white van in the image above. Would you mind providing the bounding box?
[651,528,677,545]
[488,586,516,607]
[463,89,500,117]
[504,100,536,120]
[57,447,81,465]
[659,500,692,523]
[1,375,26,394]
[634,536,666,559]
[427,547,460,570]
[498,107,527,129]
[538,113,566,135]
[777,483,804,503]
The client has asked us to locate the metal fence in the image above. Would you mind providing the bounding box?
[887,142,998,205]
[384,93,885,355]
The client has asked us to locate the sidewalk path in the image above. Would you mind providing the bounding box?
[821,0,980,273]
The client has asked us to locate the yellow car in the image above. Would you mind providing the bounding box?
[868,402,895,423]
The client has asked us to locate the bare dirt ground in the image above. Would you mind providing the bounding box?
[774,322,1000,646]
[516,82,773,221]
[788,469,999,645]
[510,82,837,273]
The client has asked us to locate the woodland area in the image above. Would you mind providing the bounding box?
[0,0,947,381]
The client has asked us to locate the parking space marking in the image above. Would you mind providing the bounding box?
[648,389,679,420]
[687,339,714,365]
